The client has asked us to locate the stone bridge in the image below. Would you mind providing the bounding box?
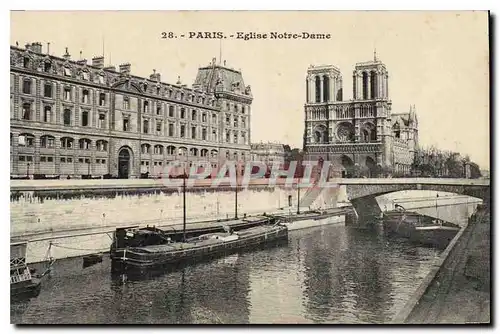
[333,178,490,222]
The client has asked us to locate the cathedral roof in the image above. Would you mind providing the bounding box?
[193,59,251,97]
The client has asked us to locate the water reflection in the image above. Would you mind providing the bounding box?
[11,224,441,324]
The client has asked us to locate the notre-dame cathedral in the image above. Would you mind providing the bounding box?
[303,53,418,177]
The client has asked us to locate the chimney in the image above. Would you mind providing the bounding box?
[149,69,161,82]
[63,47,71,60]
[92,56,105,69]
[31,42,42,53]
[76,59,88,66]
[119,63,131,74]
[104,65,116,72]
[25,43,32,51]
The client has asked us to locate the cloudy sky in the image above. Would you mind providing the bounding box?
[10,11,490,169]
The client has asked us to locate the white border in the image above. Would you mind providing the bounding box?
[2,2,496,333]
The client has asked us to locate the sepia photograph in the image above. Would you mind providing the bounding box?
[9,10,490,324]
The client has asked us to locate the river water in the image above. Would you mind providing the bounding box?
[11,223,442,324]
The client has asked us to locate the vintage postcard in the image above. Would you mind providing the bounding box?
[9,11,490,324]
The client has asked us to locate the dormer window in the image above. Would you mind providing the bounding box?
[98,74,104,84]
[23,57,30,68]
[82,71,89,81]
[64,67,71,77]
[44,61,51,73]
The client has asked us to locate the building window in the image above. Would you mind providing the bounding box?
[79,138,91,150]
[98,113,106,129]
[23,57,30,68]
[190,148,198,157]
[211,150,218,158]
[141,144,151,154]
[43,61,52,73]
[156,86,161,95]
[226,131,230,143]
[156,103,162,115]
[234,105,238,113]
[167,145,176,155]
[64,67,72,77]
[22,103,32,120]
[143,101,149,113]
[143,119,149,134]
[82,71,90,81]
[180,125,186,138]
[64,87,72,101]
[201,149,208,157]
[60,137,74,149]
[44,83,52,98]
[178,147,187,156]
[180,93,184,100]
[81,111,89,127]
[181,108,186,119]
[202,113,207,123]
[212,114,217,124]
[63,109,71,126]
[123,118,129,131]
[123,97,130,110]
[233,117,238,127]
[99,93,106,106]
[18,133,35,147]
[191,126,196,139]
[156,121,162,134]
[168,105,174,117]
[98,74,104,84]
[233,132,238,144]
[192,110,197,121]
[226,115,230,126]
[168,123,174,136]
[96,140,108,151]
[22,79,31,94]
[242,117,246,127]
[43,106,51,122]
[202,128,207,140]
[82,89,89,104]
[154,145,163,155]
[241,132,246,144]
[212,130,217,141]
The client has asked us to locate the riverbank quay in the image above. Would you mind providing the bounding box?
[393,204,490,324]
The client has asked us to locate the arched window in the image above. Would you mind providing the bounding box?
[323,75,330,102]
[96,140,108,151]
[23,57,31,68]
[18,133,35,147]
[143,119,149,134]
[60,137,74,149]
[81,110,89,127]
[166,145,176,155]
[201,149,209,157]
[40,135,55,149]
[211,149,218,158]
[370,71,377,99]
[315,76,321,103]
[154,145,164,155]
[178,147,187,156]
[79,138,91,150]
[63,109,71,126]
[141,143,151,154]
[362,72,368,99]
[190,148,198,157]
[99,93,106,106]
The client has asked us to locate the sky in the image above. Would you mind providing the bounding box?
[10,11,490,169]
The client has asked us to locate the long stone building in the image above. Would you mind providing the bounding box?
[10,42,252,178]
[303,54,418,177]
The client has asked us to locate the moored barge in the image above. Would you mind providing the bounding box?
[110,219,288,273]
